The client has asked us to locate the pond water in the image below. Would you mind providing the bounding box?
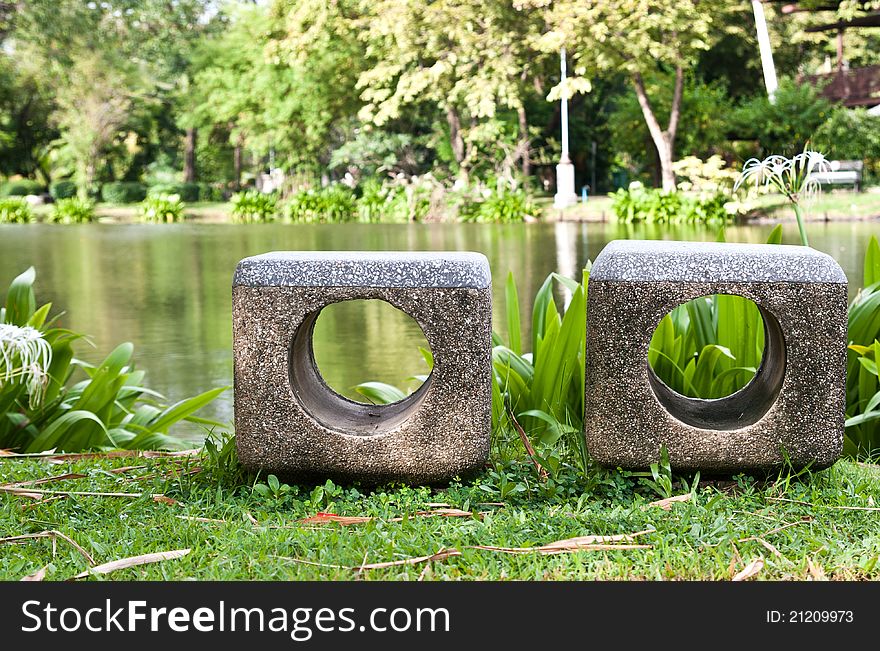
[0,219,876,439]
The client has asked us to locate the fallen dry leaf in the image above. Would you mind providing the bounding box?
[21,565,48,581]
[357,549,461,570]
[72,549,191,579]
[0,449,199,462]
[646,493,692,510]
[0,530,95,565]
[0,486,171,500]
[807,557,827,580]
[473,542,651,555]
[152,495,179,506]
[298,508,479,527]
[732,558,764,581]
[299,513,374,526]
[0,472,87,489]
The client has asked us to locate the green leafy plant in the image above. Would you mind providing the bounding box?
[610,182,730,224]
[492,270,588,469]
[639,445,674,499]
[456,187,541,223]
[101,181,147,204]
[0,267,226,452]
[844,235,880,457]
[283,185,356,223]
[140,193,185,223]
[49,180,78,201]
[47,197,96,224]
[252,474,292,501]
[148,182,201,202]
[231,190,278,223]
[0,180,44,197]
[0,197,34,224]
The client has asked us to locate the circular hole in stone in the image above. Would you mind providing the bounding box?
[310,299,431,404]
[646,294,785,431]
[288,299,433,437]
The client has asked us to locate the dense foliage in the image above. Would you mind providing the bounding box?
[140,194,186,223]
[610,183,730,224]
[2,1,878,198]
[0,197,33,223]
[230,190,278,223]
[47,197,96,224]
[101,182,148,204]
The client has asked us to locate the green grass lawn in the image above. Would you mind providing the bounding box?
[2,446,878,581]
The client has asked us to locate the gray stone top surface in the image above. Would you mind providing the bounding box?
[591,240,847,284]
[234,251,491,289]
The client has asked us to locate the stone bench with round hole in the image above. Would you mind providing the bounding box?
[584,240,848,473]
[232,251,492,484]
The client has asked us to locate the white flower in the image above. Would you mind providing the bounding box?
[0,323,52,406]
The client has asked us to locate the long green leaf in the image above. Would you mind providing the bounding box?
[4,267,36,326]
[505,271,521,355]
[147,386,229,433]
[354,382,406,405]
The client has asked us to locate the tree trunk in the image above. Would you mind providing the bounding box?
[517,105,530,179]
[445,105,469,185]
[183,127,197,183]
[233,137,243,191]
[632,67,684,192]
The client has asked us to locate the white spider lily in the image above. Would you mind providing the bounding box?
[734,148,831,247]
[0,323,53,406]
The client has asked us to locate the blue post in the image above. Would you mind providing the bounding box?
[581,185,589,203]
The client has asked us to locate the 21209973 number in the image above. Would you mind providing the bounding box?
[766,611,854,623]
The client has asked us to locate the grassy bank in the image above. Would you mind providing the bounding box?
[546,190,880,223]
[2,448,878,580]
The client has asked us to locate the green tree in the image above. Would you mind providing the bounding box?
[533,0,743,191]
[731,78,832,157]
[355,0,547,184]
[608,74,734,184]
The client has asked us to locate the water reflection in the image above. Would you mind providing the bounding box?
[0,220,875,438]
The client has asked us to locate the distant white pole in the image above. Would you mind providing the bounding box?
[560,48,570,164]
[554,47,578,209]
[752,0,778,102]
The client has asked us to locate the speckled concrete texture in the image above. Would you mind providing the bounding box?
[233,251,492,484]
[585,240,848,473]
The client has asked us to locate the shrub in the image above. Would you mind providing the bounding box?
[453,187,541,223]
[101,181,147,204]
[0,198,33,223]
[148,182,201,202]
[231,190,278,223]
[49,180,78,200]
[610,182,730,224]
[0,180,44,197]
[283,185,356,223]
[356,179,416,223]
[0,267,226,452]
[731,78,832,156]
[199,183,224,202]
[140,194,185,223]
[47,198,96,224]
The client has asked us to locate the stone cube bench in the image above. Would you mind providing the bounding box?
[232,251,492,484]
[585,240,848,473]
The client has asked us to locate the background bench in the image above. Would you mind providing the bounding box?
[813,160,864,192]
